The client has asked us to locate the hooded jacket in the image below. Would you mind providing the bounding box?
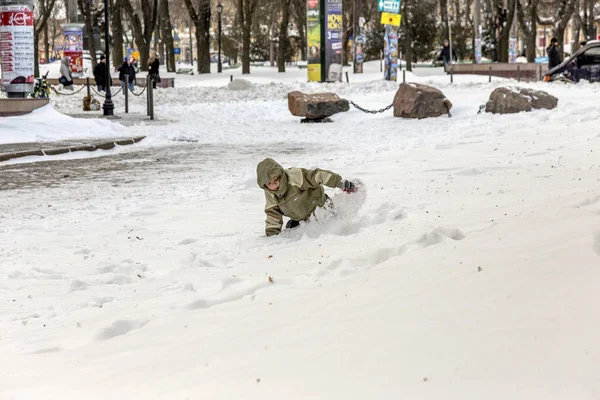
[59,57,72,82]
[257,158,344,236]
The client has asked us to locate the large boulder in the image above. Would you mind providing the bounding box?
[288,91,349,120]
[485,87,558,114]
[393,83,452,119]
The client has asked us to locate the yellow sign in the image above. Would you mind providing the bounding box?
[381,12,401,27]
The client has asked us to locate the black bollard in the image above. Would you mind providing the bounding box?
[124,74,129,114]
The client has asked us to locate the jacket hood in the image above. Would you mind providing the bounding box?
[61,57,69,66]
[256,158,288,197]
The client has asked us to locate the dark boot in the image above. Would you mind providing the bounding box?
[286,219,300,229]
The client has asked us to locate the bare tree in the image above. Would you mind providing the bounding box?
[34,0,59,76]
[238,0,259,74]
[121,0,159,71]
[77,0,98,67]
[537,0,576,56]
[159,0,176,72]
[183,0,211,73]
[278,0,291,72]
[516,0,540,62]
[290,0,306,60]
[581,0,596,42]
[111,0,125,69]
[496,0,517,62]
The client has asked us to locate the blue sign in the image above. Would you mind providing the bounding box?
[174,48,181,55]
[378,0,400,13]
[355,35,366,44]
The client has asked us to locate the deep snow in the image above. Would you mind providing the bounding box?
[1,62,600,399]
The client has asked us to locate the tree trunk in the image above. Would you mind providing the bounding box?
[238,0,258,74]
[299,21,307,61]
[291,0,307,61]
[550,0,576,57]
[33,0,57,77]
[111,0,124,69]
[516,0,538,62]
[78,0,98,67]
[497,0,516,62]
[43,20,49,63]
[403,0,413,71]
[160,0,176,72]
[278,0,291,72]
[440,0,449,42]
[121,0,159,71]
[183,0,211,73]
[583,0,595,41]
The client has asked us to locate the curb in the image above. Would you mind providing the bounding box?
[0,136,146,163]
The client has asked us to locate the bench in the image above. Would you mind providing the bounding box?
[176,67,194,74]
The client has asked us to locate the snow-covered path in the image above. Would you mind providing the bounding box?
[2,64,600,399]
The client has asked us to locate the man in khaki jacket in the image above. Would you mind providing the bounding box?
[256,158,356,236]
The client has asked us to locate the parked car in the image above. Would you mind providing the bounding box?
[544,40,600,83]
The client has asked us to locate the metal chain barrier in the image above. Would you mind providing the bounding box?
[130,84,147,97]
[350,100,452,118]
[51,84,86,96]
[90,85,123,97]
[349,100,394,114]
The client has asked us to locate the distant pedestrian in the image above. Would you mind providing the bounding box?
[93,54,111,92]
[547,38,562,70]
[148,52,160,89]
[118,57,136,93]
[59,57,74,91]
[437,39,457,67]
[580,41,587,47]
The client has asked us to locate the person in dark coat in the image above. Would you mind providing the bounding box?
[437,39,458,66]
[118,57,136,93]
[547,38,562,70]
[147,52,160,89]
[93,55,111,92]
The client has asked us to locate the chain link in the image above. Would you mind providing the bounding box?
[349,100,394,114]
[130,85,147,97]
[51,84,86,96]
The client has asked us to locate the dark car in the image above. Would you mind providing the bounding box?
[544,40,600,83]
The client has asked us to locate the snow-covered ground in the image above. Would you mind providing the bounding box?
[2,62,600,399]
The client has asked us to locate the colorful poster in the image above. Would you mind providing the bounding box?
[355,33,366,73]
[0,4,34,92]
[509,38,517,63]
[62,24,84,77]
[474,38,482,64]
[306,0,321,82]
[384,25,398,81]
[325,0,342,82]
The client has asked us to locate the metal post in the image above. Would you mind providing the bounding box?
[448,3,453,69]
[230,75,233,82]
[380,50,383,72]
[102,0,114,116]
[451,64,454,83]
[149,77,154,120]
[124,74,129,113]
[146,77,150,116]
[218,4,223,73]
[86,77,90,97]
[489,66,492,82]
[403,69,405,83]
[517,65,520,82]
[345,71,349,82]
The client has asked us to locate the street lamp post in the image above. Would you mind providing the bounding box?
[217,3,223,73]
[103,0,114,116]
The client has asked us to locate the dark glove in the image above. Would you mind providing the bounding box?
[342,180,357,193]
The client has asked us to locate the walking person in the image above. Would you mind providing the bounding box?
[148,52,160,89]
[93,55,111,92]
[118,57,136,93]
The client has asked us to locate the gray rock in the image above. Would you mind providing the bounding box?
[485,87,558,114]
[393,83,452,119]
[288,91,349,120]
